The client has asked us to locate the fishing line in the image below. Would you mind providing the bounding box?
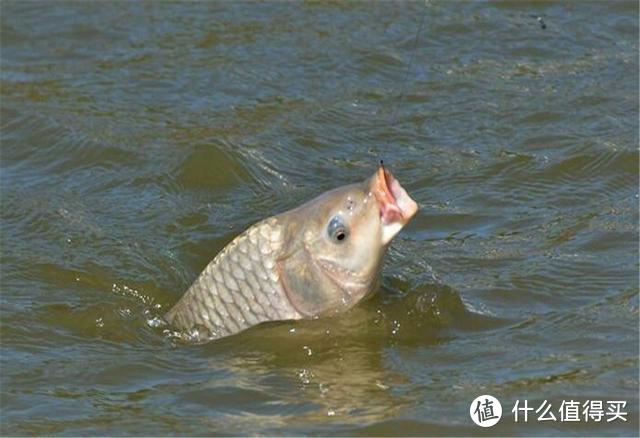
[388,3,428,128]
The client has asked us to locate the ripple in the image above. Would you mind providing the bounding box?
[176,143,252,190]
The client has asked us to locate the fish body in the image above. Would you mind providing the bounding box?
[165,166,418,341]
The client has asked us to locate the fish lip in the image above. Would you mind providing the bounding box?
[313,253,371,299]
[286,244,371,317]
[316,257,368,286]
[373,166,418,225]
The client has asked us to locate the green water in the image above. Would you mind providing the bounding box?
[1,1,638,436]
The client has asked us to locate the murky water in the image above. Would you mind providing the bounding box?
[1,1,638,435]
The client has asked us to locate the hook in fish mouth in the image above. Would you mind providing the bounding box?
[373,164,418,226]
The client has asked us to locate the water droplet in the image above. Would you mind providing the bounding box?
[297,368,312,385]
[162,329,182,340]
[391,320,401,335]
[186,327,200,342]
[146,317,166,328]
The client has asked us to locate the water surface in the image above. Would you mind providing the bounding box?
[1,1,638,435]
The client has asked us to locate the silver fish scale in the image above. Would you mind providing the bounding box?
[165,218,302,340]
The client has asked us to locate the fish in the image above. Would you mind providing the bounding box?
[164,165,418,342]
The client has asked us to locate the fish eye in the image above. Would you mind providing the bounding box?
[327,216,349,244]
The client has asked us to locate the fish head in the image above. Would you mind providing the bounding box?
[278,166,418,316]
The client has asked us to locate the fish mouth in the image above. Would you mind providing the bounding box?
[300,244,373,312]
[315,256,372,303]
[372,165,418,226]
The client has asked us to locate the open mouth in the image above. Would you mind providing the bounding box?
[373,165,419,225]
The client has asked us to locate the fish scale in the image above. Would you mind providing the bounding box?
[165,218,302,340]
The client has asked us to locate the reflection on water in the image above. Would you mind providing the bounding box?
[192,291,450,432]
[1,0,638,435]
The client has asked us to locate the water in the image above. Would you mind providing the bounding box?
[1,1,638,435]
